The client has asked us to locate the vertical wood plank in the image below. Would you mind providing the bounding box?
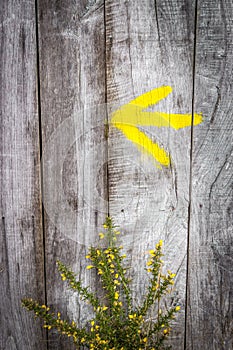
[0,1,46,349]
[37,1,107,349]
[105,0,197,347]
[187,0,233,348]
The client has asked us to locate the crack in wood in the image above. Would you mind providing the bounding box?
[154,0,161,43]
[210,85,221,125]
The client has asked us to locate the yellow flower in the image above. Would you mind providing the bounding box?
[86,265,94,269]
[163,328,169,335]
[156,240,163,248]
[99,233,105,239]
[43,324,52,329]
[175,305,180,311]
[95,333,101,340]
[143,337,148,343]
[152,283,159,290]
[114,292,119,300]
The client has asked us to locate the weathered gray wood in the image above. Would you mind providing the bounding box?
[1,0,232,348]
[106,0,198,348]
[0,1,46,349]
[37,0,107,348]
[187,0,233,349]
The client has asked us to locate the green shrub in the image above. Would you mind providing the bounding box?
[22,217,180,349]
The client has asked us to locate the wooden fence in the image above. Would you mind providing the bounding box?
[1,0,232,349]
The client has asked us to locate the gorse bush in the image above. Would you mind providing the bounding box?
[22,217,180,349]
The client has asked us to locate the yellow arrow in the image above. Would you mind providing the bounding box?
[111,86,203,167]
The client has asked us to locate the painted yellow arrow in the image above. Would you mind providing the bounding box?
[111,86,203,167]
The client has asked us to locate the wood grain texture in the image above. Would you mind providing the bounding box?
[1,0,232,348]
[37,0,107,348]
[0,1,46,349]
[187,0,233,349]
[105,0,197,348]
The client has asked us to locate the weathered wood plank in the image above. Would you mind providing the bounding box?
[0,1,46,349]
[37,0,107,348]
[105,0,197,348]
[187,0,233,348]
